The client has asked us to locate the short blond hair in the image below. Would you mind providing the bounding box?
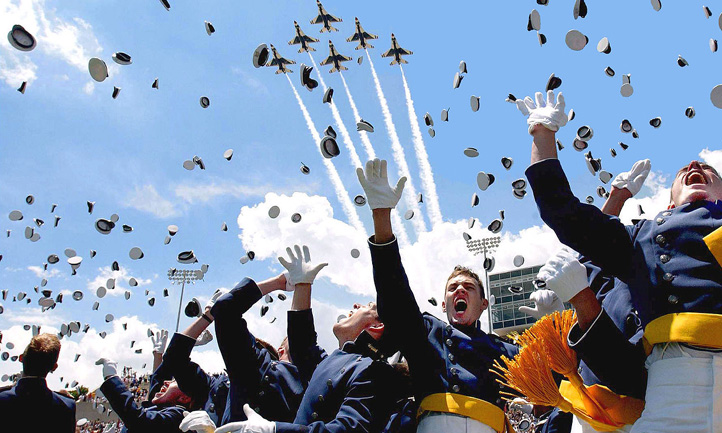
[22,333,61,376]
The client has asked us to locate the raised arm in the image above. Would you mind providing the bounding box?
[280,245,329,383]
[514,90,637,281]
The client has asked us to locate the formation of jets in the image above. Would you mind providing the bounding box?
[347,17,378,50]
[381,34,413,66]
[264,1,412,74]
[320,41,352,73]
[268,44,296,74]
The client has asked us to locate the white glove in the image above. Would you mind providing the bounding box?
[356,158,407,210]
[536,248,589,303]
[95,358,118,380]
[180,410,216,433]
[281,271,295,292]
[518,289,565,320]
[515,90,567,134]
[151,329,168,355]
[611,159,651,197]
[215,404,276,433]
[205,289,228,313]
[278,245,328,285]
[195,330,213,347]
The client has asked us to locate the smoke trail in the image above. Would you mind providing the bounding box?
[307,53,363,169]
[366,50,427,235]
[339,71,411,247]
[339,72,375,159]
[285,74,365,234]
[399,66,443,228]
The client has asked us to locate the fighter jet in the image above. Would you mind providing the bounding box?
[320,41,352,73]
[267,44,296,74]
[381,33,413,65]
[310,0,342,33]
[288,21,319,53]
[346,17,378,50]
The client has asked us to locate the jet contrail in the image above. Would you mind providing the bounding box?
[366,50,427,235]
[285,74,365,234]
[399,66,443,228]
[339,72,376,159]
[339,71,411,248]
[307,53,363,170]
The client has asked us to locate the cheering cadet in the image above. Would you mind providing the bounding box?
[356,158,518,433]
[0,333,76,432]
[180,244,327,432]
[516,89,722,433]
[213,249,404,433]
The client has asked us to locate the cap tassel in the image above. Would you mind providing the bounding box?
[492,311,624,430]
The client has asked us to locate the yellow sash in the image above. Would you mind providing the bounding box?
[643,312,722,354]
[418,393,509,433]
[558,381,645,431]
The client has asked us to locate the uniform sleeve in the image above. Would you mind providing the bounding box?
[288,309,327,385]
[367,237,433,365]
[567,309,647,399]
[526,159,636,282]
[60,397,77,433]
[275,364,387,433]
[162,332,214,402]
[100,376,185,432]
[212,277,268,423]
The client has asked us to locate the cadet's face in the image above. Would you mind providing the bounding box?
[670,161,722,207]
[151,380,188,406]
[333,302,381,342]
[442,275,488,327]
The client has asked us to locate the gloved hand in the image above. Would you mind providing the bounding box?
[95,358,118,380]
[278,245,328,285]
[179,410,216,433]
[205,289,228,314]
[518,289,565,320]
[215,404,276,433]
[281,271,295,292]
[536,248,589,303]
[356,158,407,210]
[151,329,168,355]
[515,90,567,134]
[195,330,213,347]
[612,159,651,197]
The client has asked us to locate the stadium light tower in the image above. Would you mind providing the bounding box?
[167,268,204,332]
[466,236,501,333]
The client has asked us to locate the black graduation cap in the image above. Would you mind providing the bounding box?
[685,107,696,118]
[112,86,121,99]
[649,117,662,128]
[300,64,318,91]
[323,87,333,104]
[320,136,340,158]
[159,0,171,10]
[324,125,337,139]
[597,37,611,54]
[8,25,36,51]
[253,44,269,68]
[546,73,562,91]
[604,66,615,77]
[428,297,437,306]
[17,81,26,94]
[501,157,513,170]
[185,298,201,317]
[619,142,629,150]
[205,21,215,35]
[112,52,132,65]
[152,78,159,89]
[300,163,310,174]
[573,0,587,19]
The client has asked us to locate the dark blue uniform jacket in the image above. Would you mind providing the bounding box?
[0,377,76,433]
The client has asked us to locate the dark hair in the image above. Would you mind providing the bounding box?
[22,333,61,377]
[446,265,485,298]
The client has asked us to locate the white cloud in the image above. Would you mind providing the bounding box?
[0,0,103,88]
[0,50,37,87]
[231,68,269,95]
[700,148,722,173]
[86,266,153,297]
[27,265,62,279]
[125,184,181,219]
[83,81,94,95]
[237,193,566,332]
[618,171,671,225]
[0,315,163,391]
[174,182,271,204]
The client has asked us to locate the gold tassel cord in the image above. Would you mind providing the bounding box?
[492,310,623,429]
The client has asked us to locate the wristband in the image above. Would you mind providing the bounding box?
[201,313,213,323]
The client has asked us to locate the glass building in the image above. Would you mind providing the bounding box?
[488,264,544,336]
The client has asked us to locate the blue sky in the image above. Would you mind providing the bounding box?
[1,0,722,390]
